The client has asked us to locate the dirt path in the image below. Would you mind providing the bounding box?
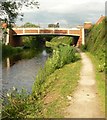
[65,50,105,118]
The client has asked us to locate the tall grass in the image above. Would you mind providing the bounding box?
[86,19,106,66]
[32,44,78,97]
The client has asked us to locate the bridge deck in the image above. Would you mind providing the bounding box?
[12,28,81,36]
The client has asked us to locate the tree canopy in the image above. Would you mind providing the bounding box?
[20,22,40,28]
[0,0,39,28]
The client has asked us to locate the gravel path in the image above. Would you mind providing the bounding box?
[65,50,105,118]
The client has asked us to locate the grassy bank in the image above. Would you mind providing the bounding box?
[2,36,81,119]
[41,60,81,117]
[86,19,106,67]
[85,18,106,113]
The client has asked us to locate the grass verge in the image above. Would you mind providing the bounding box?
[86,52,105,113]
[41,60,81,118]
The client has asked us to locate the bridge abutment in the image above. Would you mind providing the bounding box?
[76,28,85,47]
[6,30,22,47]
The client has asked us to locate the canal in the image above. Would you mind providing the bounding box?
[2,47,50,94]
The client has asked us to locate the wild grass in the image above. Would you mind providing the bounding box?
[41,60,81,117]
[86,19,106,66]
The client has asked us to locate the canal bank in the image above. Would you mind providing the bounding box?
[2,36,80,118]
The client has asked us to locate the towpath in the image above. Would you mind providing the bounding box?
[65,49,105,118]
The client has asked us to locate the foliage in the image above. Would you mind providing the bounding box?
[46,36,73,49]
[85,18,106,112]
[32,44,78,97]
[0,0,39,24]
[2,87,29,119]
[0,0,40,41]
[50,36,73,45]
[0,0,39,43]
[86,18,106,72]
[2,44,23,58]
[22,36,45,49]
[42,61,81,117]
[80,44,87,52]
[2,36,80,118]
[87,53,105,113]
[20,22,40,28]
[0,1,18,26]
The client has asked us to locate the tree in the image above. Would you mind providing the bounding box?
[20,22,40,28]
[0,0,39,43]
[0,0,39,29]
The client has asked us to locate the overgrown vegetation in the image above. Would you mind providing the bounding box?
[2,44,23,58]
[86,19,106,71]
[50,36,73,45]
[20,22,40,28]
[32,44,79,96]
[41,61,81,117]
[2,36,80,119]
[86,53,105,112]
[22,36,41,49]
[80,44,87,52]
[85,18,106,112]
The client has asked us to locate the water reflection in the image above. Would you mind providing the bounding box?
[42,50,48,57]
[2,48,49,93]
[6,58,10,70]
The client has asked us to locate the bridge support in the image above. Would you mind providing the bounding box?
[6,30,22,47]
[82,28,85,45]
[5,29,9,45]
[76,28,85,47]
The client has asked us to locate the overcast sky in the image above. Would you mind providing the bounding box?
[16,0,106,27]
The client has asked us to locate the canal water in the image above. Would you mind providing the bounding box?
[2,48,49,94]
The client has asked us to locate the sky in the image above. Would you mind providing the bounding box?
[16,0,106,28]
